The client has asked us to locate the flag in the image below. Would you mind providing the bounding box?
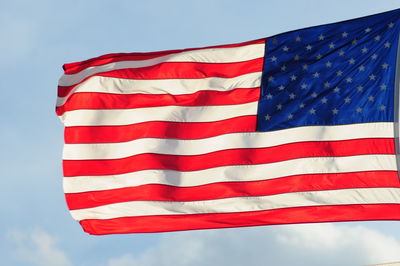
[57,9,400,234]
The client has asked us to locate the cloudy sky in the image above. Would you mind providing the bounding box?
[2,0,400,265]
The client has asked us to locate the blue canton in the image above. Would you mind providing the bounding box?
[257,9,400,131]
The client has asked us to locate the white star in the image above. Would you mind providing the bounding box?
[380,84,387,90]
[342,32,348,38]
[334,87,340,93]
[380,105,386,111]
[324,81,331,88]
[266,93,273,99]
[369,74,376,80]
[388,22,395,28]
[321,97,328,104]
[348,58,355,64]
[338,50,345,56]
[309,108,316,114]
[384,42,391,48]
[382,63,389,69]
[294,55,300,61]
[278,85,285,91]
[303,64,309,70]
[265,114,271,120]
[375,35,381,41]
[361,47,368,53]
[332,108,339,115]
[371,54,378,60]
[319,34,325,40]
[290,75,297,81]
[316,54,322,60]
[346,77,353,83]
[336,70,343,76]
[358,65,365,71]
[326,61,332,67]
[365,27,372,33]
[268,76,274,82]
[306,44,312,51]
[368,96,375,101]
[281,65,287,71]
[313,72,320,78]
[277,104,283,110]
[299,103,305,108]
[295,36,302,42]
[356,107,363,113]
[301,83,308,89]
[271,56,277,62]
[311,92,318,98]
[288,114,293,119]
[289,93,296,99]
[357,86,364,92]
[329,43,335,49]
[344,97,351,103]
[283,46,289,52]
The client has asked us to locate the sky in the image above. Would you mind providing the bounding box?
[2,0,400,265]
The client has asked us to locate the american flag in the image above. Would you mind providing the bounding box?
[57,9,400,234]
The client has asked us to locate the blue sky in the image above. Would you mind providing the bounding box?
[2,1,400,265]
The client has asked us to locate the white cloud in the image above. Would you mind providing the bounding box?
[275,224,400,265]
[108,254,137,266]
[106,223,400,266]
[8,229,72,266]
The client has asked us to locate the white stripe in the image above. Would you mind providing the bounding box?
[61,101,258,127]
[63,122,395,160]
[59,43,265,86]
[70,187,400,220]
[57,71,262,107]
[63,154,397,193]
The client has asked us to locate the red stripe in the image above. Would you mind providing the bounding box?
[58,58,263,97]
[57,88,260,115]
[79,204,400,234]
[63,38,265,74]
[81,58,264,80]
[65,171,400,210]
[59,60,262,99]
[63,138,395,177]
[64,115,257,144]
